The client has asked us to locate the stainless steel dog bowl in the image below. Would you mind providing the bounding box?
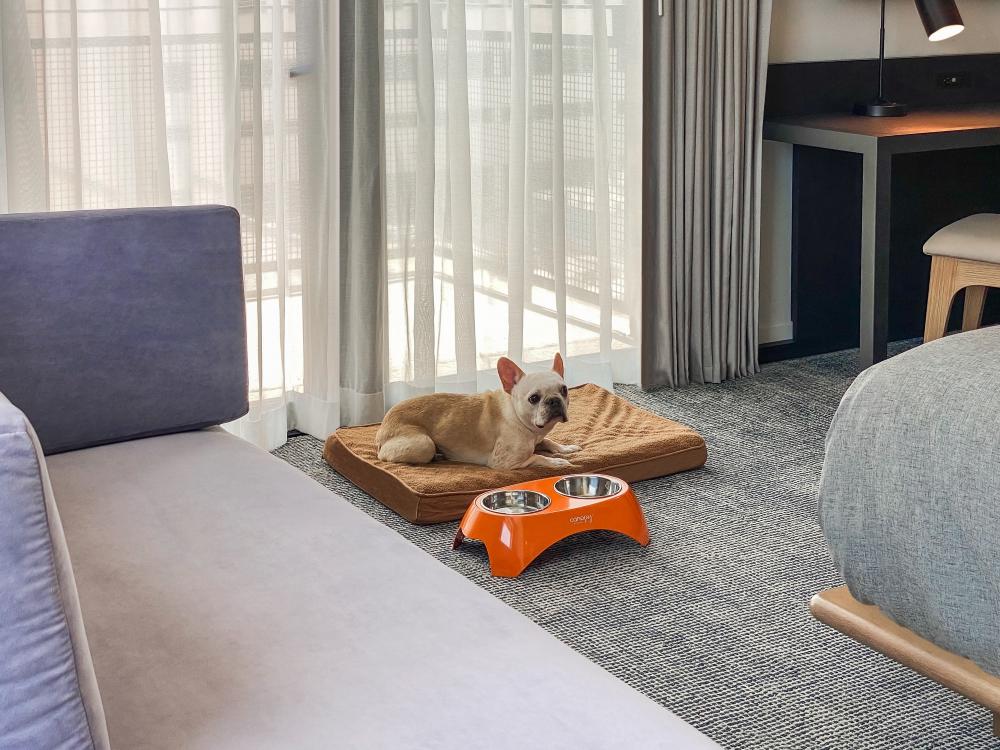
[479,490,551,515]
[554,475,621,499]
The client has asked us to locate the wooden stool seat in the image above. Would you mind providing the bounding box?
[923,213,1000,343]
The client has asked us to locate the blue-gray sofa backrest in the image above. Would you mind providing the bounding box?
[0,206,248,453]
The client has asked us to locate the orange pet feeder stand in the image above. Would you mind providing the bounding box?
[452,474,650,578]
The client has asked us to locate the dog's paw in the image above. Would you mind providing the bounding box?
[559,444,582,454]
[543,456,573,469]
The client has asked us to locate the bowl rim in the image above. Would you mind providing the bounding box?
[478,489,552,514]
[552,473,623,499]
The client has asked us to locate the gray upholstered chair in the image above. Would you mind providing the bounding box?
[923,213,1000,343]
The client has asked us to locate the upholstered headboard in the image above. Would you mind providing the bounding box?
[0,206,248,454]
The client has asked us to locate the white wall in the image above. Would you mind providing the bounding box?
[769,0,1000,64]
[759,0,1000,344]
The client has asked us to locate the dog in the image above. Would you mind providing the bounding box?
[375,353,581,470]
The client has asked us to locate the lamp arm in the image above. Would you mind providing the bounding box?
[877,0,886,101]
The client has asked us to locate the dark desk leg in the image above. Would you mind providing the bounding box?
[859,146,891,367]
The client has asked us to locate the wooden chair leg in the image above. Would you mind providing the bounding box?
[993,710,1000,738]
[924,256,959,343]
[963,285,987,333]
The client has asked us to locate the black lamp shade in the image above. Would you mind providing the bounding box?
[914,0,965,41]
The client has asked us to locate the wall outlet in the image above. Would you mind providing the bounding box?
[937,72,971,89]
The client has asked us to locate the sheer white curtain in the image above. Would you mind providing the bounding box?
[383,0,643,401]
[0,0,383,450]
[2,0,643,447]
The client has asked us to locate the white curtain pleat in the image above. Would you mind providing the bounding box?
[0,2,48,212]
[2,0,381,450]
[141,0,171,205]
[592,0,613,360]
[412,0,436,391]
[506,0,527,363]
[444,0,479,388]
[550,0,568,359]
[383,0,643,401]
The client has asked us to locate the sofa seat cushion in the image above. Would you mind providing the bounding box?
[325,383,708,524]
[47,429,714,750]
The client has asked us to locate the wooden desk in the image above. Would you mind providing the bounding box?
[764,105,1000,366]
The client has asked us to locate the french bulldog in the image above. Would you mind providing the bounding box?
[375,353,581,470]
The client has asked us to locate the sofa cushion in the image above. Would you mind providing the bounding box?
[0,206,248,454]
[48,428,715,749]
[0,393,109,750]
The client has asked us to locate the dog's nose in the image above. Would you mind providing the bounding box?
[546,397,564,413]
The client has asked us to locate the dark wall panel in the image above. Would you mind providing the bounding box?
[766,54,1000,119]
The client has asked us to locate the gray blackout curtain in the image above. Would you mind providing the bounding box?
[334,0,387,424]
[642,0,773,388]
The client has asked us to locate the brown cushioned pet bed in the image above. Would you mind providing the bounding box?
[323,383,707,524]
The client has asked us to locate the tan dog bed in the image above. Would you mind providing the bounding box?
[323,383,707,524]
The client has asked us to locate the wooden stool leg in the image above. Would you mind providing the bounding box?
[963,285,987,333]
[924,256,959,343]
[993,711,1000,737]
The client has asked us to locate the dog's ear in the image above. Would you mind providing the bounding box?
[552,352,565,378]
[497,357,524,394]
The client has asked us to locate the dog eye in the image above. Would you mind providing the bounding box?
[561,385,568,397]
[528,393,541,405]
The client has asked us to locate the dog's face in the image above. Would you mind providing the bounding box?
[497,353,569,432]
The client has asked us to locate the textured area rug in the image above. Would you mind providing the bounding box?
[274,347,999,750]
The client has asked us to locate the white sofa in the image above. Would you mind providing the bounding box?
[46,426,714,749]
[0,207,715,749]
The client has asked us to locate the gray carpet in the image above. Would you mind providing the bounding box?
[273,347,999,750]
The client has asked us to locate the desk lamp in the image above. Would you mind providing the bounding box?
[854,0,965,117]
